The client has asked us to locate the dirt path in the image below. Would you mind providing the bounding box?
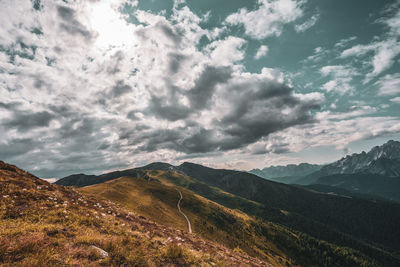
[175,188,192,234]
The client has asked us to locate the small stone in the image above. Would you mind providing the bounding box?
[90,246,109,258]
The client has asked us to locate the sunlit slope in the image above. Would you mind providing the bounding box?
[0,161,269,267]
[143,169,400,267]
[80,172,386,267]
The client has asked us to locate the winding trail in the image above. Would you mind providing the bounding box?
[175,188,192,234]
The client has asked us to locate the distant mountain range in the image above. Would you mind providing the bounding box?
[249,140,400,203]
[303,140,400,181]
[249,163,322,183]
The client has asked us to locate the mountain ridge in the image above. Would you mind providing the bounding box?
[57,160,400,258]
[300,140,400,185]
[0,160,270,266]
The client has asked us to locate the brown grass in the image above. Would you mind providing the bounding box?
[0,161,269,266]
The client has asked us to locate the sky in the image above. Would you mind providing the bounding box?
[0,0,400,178]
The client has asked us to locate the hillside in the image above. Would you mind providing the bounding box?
[0,161,270,266]
[59,163,400,266]
[310,173,400,203]
[170,162,400,253]
[80,171,389,266]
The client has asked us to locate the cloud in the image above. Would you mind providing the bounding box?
[57,5,93,39]
[226,0,304,39]
[4,111,55,131]
[334,36,357,48]
[264,115,400,153]
[375,73,400,95]
[391,97,400,103]
[206,37,246,66]
[295,14,319,32]
[3,0,394,178]
[0,138,39,158]
[339,3,400,82]
[110,80,132,97]
[320,65,358,94]
[134,71,323,154]
[255,45,269,59]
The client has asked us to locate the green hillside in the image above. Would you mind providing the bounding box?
[81,171,392,266]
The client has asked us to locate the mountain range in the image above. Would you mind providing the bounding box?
[3,140,400,266]
[249,140,400,203]
[249,163,322,183]
[55,154,400,266]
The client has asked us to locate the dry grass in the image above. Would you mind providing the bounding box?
[80,175,295,266]
[0,161,269,266]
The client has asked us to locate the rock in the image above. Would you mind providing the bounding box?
[90,245,109,258]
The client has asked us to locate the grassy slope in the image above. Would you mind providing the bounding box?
[81,170,385,267]
[155,170,400,266]
[0,161,269,267]
[174,163,400,254]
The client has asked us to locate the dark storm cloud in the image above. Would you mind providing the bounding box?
[57,5,92,39]
[5,111,55,131]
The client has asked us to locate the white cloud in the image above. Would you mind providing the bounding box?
[320,65,357,94]
[0,0,323,177]
[295,14,319,33]
[334,36,357,48]
[391,97,400,103]
[265,116,400,153]
[255,45,269,59]
[206,37,246,66]
[225,0,304,39]
[339,4,400,82]
[375,73,400,95]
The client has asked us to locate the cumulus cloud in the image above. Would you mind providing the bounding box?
[226,0,304,39]
[255,45,269,59]
[0,0,322,177]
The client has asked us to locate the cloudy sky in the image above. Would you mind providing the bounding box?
[1,0,400,178]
